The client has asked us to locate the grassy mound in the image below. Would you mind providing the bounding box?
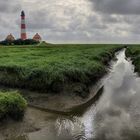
[37,41,51,46]
[0,44,123,93]
[126,45,140,74]
[0,91,27,120]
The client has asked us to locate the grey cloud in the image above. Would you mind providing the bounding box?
[0,0,140,43]
[90,0,140,15]
[0,0,21,13]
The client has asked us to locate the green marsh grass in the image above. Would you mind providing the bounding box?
[126,45,140,73]
[0,44,122,92]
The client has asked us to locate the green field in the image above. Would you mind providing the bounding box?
[0,44,123,93]
[126,45,140,74]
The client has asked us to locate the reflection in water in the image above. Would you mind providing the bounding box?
[8,49,140,140]
[53,49,140,140]
[55,116,86,140]
[83,49,140,140]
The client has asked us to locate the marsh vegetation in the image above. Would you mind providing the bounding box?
[0,44,122,94]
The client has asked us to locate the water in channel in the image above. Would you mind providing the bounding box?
[10,49,140,140]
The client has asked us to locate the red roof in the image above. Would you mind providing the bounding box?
[33,33,42,41]
[6,34,15,41]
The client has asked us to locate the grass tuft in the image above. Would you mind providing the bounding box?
[0,91,27,120]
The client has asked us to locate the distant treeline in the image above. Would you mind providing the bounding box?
[0,39,39,45]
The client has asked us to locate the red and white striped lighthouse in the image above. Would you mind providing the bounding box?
[21,11,27,40]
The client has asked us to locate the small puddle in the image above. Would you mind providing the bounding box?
[4,49,140,140]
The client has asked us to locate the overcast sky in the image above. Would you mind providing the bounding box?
[1,0,140,43]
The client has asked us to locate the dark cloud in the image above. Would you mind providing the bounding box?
[0,0,21,13]
[90,0,140,15]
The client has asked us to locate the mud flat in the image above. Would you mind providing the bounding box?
[0,107,57,140]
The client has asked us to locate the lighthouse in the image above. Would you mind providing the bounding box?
[21,11,27,40]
